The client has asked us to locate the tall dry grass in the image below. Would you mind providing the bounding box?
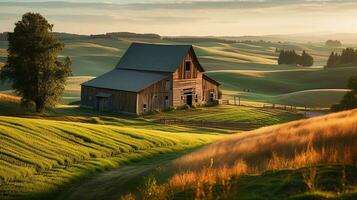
[0,93,20,103]
[122,109,357,199]
[173,109,357,172]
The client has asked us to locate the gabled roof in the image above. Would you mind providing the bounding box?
[82,69,169,92]
[116,43,193,72]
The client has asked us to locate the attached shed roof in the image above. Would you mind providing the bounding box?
[116,43,192,72]
[82,69,169,92]
[203,74,220,86]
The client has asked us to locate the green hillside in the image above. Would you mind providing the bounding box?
[0,115,221,199]
[133,109,357,200]
[1,35,356,108]
[146,105,302,130]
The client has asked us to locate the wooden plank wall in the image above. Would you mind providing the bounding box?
[137,75,172,114]
[81,85,137,113]
[202,77,219,102]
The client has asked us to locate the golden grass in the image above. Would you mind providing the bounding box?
[133,109,357,199]
[173,109,357,171]
[0,93,20,103]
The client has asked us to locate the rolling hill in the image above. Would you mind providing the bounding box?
[134,109,357,200]
[0,32,356,108]
[0,114,222,200]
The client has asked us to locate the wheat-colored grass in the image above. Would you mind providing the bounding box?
[0,93,19,103]
[140,109,357,199]
[174,109,357,171]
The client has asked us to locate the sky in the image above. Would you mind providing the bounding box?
[1,0,357,36]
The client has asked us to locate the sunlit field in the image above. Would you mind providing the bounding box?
[130,109,357,199]
[146,105,302,130]
[0,115,222,200]
[1,36,356,108]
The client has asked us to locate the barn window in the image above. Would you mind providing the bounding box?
[185,61,191,79]
[185,61,191,71]
[143,104,147,112]
[165,96,169,100]
[195,94,198,103]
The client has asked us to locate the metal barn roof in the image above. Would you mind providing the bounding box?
[82,69,169,92]
[116,43,192,72]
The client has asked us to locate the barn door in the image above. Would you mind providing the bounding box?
[97,97,110,112]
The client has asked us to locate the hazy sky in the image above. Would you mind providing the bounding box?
[1,0,357,36]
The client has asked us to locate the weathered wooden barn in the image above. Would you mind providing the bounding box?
[81,43,220,114]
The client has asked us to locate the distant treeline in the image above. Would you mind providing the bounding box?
[325,40,342,47]
[0,32,8,41]
[53,32,89,40]
[1,31,285,44]
[278,50,314,67]
[326,48,357,68]
[163,37,236,44]
[91,32,161,40]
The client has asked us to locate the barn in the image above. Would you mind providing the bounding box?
[81,43,220,114]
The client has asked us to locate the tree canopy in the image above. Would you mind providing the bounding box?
[278,50,314,67]
[331,76,357,112]
[325,40,342,47]
[326,48,357,68]
[0,13,71,113]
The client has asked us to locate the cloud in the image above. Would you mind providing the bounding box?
[0,0,357,35]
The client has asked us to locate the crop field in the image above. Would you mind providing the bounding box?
[0,115,222,200]
[131,109,357,200]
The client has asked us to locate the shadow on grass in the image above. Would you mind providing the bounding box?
[19,146,205,200]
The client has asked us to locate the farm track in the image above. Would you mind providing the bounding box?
[53,148,196,200]
[0,145,199,200]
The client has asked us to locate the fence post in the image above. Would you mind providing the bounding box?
[234,96,236,105]
[238,97,241,106]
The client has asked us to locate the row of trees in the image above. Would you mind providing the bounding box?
[326,48,357,67]
[278,50,314,67]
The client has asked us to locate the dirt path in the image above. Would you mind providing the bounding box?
[54,149,196,200]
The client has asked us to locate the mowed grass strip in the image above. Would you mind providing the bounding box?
[0,116,221,199]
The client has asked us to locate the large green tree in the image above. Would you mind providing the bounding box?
[0,13,71,112]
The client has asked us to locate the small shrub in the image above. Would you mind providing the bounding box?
[176,104,190,110]
[141,176,170,200]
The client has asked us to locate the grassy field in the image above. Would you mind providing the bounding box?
[1,37,357,108]
[0,93,305,199]
[130,109,357,200]
[0,114,222,200]
[146,105,303,130]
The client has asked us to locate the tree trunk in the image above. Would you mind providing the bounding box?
[35,99,45,113]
